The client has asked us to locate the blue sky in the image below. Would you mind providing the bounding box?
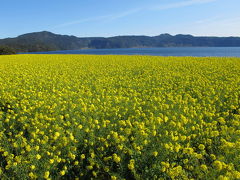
[1,0,240,38]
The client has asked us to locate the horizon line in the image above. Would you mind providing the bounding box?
[1,31,240,39]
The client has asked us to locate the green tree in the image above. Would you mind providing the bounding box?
[0,45,16,55]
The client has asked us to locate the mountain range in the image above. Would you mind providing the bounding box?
[0,31,240,52]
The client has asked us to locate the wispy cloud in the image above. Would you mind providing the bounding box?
[195,16,222,24]
[180,16,240,36]
[53,8,142,29]
[53,15,112,28]
[149,0,217,11]
[195,16,240,26]
[52,0,217,29]
[106,8,143,21]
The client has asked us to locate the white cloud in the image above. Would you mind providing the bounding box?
[195,16,222,24]
[106,8,143,21]
[53,8,142,29]
[52,0,217,29]
[175,16,240,36]
[53,15,113,28]
[195,16,240,27]
[150,0,217,11]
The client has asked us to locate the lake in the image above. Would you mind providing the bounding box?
[25,47,240,57]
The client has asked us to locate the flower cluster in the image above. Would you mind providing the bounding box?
[0,55,239,179]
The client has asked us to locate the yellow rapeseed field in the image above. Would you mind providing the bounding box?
[0,55,240,179]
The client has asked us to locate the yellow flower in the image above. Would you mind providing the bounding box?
[36,154,41,160]
[128,159,135,170]
[54,132,60,140]
[87,165,93,170]
[69,153,76,160]
[3,151,8,156]
[113,153,121,163]
[92,171,97,177]
[26,145,31,152]
[49,159,54,164]
[152,151,158,157]
[35,146,40,151]
[80,154,85,159]
[29,172,36,179]
[200,164,208,171]
[210,154,216,160]
[218,175,230,180]
[56,157,61,163]
[183,159,189,164]
[90,152,95,158]
[104,166,110,172]
[60,170,66,176]
[152,130,157,136]
[111,176,117,180]
[198,144,205,150]
[44,171,50,179]
[213,160,223,171]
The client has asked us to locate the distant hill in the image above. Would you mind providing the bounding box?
[0,31,240,52]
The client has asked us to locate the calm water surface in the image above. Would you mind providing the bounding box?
[25,47,240,57]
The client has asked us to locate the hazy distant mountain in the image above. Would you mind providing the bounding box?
[0,31,240,52]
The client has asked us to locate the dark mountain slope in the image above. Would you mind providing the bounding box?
[0,31,240,52]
